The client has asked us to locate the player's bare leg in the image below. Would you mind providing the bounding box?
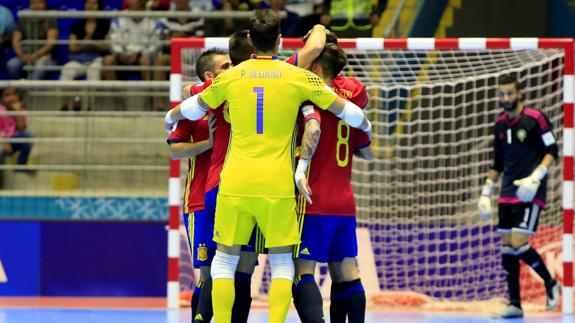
[328,258,365,323]
[212,244,242,323]
[510,232,559,311]
[232,251,258,323]
[267,246,296,323]
[293,259,324,323]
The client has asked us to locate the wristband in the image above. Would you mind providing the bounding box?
[481,179,495,196]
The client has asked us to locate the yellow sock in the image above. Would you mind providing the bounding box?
[212,278,235,323]
[269,278,293,323]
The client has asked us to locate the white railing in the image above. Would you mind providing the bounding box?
[0,80,169,89]
[18,9,287,19]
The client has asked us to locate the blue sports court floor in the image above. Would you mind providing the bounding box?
[0,308,570,323]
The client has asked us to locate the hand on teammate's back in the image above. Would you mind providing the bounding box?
[295,159,312,204]
[296,176,313,205]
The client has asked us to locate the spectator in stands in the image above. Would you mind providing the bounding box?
[60,0,111,111]
[280,0,324,37]
[320,0,386,37]
[0,4,15,69]
[150,0,172,10]
[153,0,210,110]
[0,88,33,169]
[220,0,266,35]
[103,0,160,82]
[160,0,210,37]
[268,0,302,37]
[7,0,59,80]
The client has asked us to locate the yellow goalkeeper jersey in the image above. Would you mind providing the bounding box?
[199,55,338,198]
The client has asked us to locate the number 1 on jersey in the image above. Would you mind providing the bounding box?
[254,87,264,134]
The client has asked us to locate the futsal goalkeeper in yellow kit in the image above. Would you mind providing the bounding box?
[165,9,372,323]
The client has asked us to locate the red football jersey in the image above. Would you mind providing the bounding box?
[167,82,212,213]
[285,53,298,66]
[303,75,370,216]
[204,79,231,193]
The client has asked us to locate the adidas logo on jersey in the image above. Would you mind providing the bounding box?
[300,248,310,255]
[194,314,204,321]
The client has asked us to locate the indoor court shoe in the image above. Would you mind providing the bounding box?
[545,280,561,311]
[493,305,523,319]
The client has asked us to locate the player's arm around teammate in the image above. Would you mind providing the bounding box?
[169,49,232,323]
[296,24,328,70]
[477,74,560,319]
[182,24,329,99]
[166,77,373,148]
[295,104,322,204]
[168,114,215,159]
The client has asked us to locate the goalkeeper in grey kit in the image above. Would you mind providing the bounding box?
[477,74,560,319]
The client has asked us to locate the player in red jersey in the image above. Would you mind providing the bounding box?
[167,48,231,322]
[293,43,374,323]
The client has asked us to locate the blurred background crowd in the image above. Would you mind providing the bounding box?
[0,0,387,111]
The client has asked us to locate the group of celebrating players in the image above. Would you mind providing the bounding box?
[165,8,562,322]
[166,9,372,323]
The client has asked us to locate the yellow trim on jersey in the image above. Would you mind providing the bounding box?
[188,212,195,263]
[183,133,196,214]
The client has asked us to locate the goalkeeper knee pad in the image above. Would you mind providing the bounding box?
[211,251,240,280]
[269,253,295,281]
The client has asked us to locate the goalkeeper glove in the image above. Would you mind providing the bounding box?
[513,165,547,202]
[477,179,494,221]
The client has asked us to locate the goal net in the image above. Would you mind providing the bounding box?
[169,38,574,313]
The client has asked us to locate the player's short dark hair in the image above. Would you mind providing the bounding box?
[229,30,253,66]
[195,48,228,82]
[313,43,347,80]
[249,9,281,52]
[303,29,338,45]
[498,74,520,91]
